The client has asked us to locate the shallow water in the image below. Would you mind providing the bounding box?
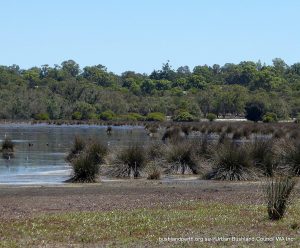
[0,124,149,185]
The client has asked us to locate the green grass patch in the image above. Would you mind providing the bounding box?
[0,201,299,247]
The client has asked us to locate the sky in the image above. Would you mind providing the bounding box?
[1,0,300,74]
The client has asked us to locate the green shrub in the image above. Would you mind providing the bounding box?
[263,112,278,123]
[265,177,296,220]
[34,113,50,120]
[206,113,217,122]
[173,111,195,122]
[87,113,99,120]
[127,113,145,121]
[146,112,165,122]
[72,111,82,120]
[245,101,265,122]
[99,110,115,121]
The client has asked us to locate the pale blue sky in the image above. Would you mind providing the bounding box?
[1,0,300,74]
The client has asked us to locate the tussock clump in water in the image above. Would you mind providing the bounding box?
[166,141,200,174]
[1,137,14,151]
[205,142,257,180]
[109,145,146,178]
[280,141,300,176]
[249,139,275,176]
[68,140,108,183]
[66,136,86,162]
[265,176,296,220]
[1,137,15,159]
[162,126,185,143]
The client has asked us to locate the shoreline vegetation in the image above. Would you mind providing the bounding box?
[1,121,300,247]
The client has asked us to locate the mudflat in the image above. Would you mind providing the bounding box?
[0,179,264,219]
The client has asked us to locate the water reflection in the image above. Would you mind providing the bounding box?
[0,124,149,184]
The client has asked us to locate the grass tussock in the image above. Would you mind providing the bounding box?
[1,137,14,151]
[66,136,86,162]
[68,140,108,183]
[166,141,200,174]
[146,161,162,180]
[265,176,296,220]
[110,145,147,178]
[1,137,15,159]
[249,139,275,176]
[275,139,300,176]
[205,142,257,180]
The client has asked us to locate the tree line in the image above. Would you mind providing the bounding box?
[0,58,299,122]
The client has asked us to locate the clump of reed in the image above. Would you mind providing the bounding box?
[265,176,296,220]
[192,135,212,159]
[146,160,162,180]
[249,139,275,176]
[66,136,86,162]
[1,137,14,151]
[1,137,15,159]
[205,142,257,180]
[232,130,243,140]
[69,141,108,183]
[282,141,300,176]
[110,145,147,178]
[166,141,200,174]
[147,142,165,160]
[162,126,185,143]
[273,130,285,139]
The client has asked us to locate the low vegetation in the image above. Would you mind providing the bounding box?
[67,139,108,182]
[205,142,257,180]
[1,137,15,159]
[265,176,296,220]
[166,141,199,174]
[1,200,300,247]
[1,137,14,151]
[66,135,86,162]
[109,145,147,178]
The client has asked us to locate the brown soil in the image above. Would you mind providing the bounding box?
[0,178,275,219]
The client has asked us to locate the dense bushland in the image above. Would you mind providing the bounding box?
[0,59,300,121]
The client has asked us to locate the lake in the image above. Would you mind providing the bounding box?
[0,124,150,185]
